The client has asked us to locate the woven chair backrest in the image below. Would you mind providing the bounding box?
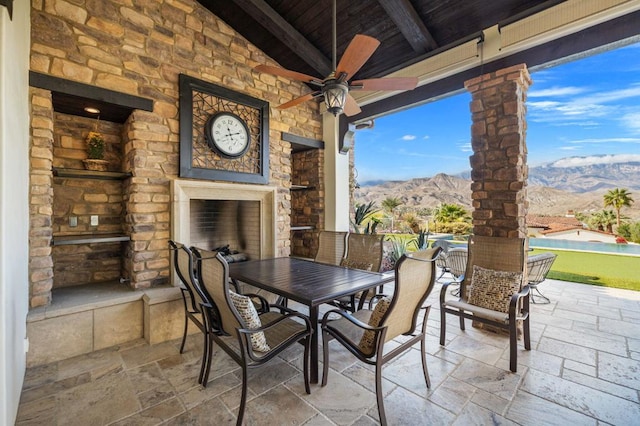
[343,233,385,272]
[315,231,348,265]
[527,252,557,285]
[382,248,439,342]
[446,248,468,278]
[461,236,527,300]
[171,241,205,312]
[194,248,242,335]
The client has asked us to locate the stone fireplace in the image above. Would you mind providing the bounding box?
[171,179,276,264]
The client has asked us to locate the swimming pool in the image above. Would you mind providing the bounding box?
[530,238,640,256]
[431,235,640,256]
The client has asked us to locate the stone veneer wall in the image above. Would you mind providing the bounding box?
[28,0,323,307]
[29,87,55,307]
[290,148,324,258]
[465,64,531,238]
[51,114,126,288]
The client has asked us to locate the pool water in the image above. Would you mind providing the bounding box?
[530,238,640,256]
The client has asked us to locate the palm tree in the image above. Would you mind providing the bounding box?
[603,188,634,227]
[588,210,616,233]
[432,203,469,223]
[381,197,402,232]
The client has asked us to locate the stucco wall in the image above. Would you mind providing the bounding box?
[0,1,31,423]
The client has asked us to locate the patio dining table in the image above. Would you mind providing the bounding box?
[228,257,395,383]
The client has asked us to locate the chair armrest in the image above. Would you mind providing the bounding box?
[440,280,459,302]
[509,285,531,318]
[320,308,381,332]
[365,293,389,310]
[242,292,270,313]
[238,310,312,360]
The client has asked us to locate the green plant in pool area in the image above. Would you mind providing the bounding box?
[386,234,417,265]
[351,201,380,234]
[416,228,430,250]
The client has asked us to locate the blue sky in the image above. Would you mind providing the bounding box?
[354,41,640,184]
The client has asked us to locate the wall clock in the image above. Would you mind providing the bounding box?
[205,112,250,158]
[179,74,270,184]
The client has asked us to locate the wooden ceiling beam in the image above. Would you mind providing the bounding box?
[377,0,438,53]
[231,0,332,76]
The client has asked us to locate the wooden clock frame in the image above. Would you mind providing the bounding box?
[178,74,270,184]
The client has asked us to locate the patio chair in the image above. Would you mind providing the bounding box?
[441,247,468,296]
[321,248,441,425]
[168,240,210,384]
[315,230,348,265]
[527,252,557,304]
[433,239,452,280]
[335,233,385,311]
[190,247,313,426]
[439,235,530,372]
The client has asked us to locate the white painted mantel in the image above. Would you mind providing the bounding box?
[170,179,277,265]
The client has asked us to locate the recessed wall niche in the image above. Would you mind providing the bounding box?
[51,113,127,288]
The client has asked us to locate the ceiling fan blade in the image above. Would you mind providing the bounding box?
[255,65,323,85]
[351,77,419,91]
[335,34,380,80]
[343,94,362,117]
[277,92,321,110]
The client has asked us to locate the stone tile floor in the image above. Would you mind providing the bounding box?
[15,277,640,425]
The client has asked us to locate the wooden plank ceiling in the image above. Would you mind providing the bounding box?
[197,0,563,81]
[198,0,640,120]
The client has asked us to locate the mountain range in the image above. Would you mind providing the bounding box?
[355,157,640,219]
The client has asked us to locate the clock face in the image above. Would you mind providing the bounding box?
[205,112,250,158]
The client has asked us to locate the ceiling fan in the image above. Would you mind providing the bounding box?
[255,0,418,116]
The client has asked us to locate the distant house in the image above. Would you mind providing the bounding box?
[527,214,619,243]
[540,228,618,243]
[526,215,583,238]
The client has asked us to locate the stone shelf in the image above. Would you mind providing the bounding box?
[52,233,130,246]
[291,226,314,231]
[291,185,315,191]
[52,167,132,180]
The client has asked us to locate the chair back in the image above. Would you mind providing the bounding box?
[341,233,385,272]
[432,239,451,253]
[192,247,242,335]
[381,248,440,342]
[460,236,527,300]
[170,240,205,313]
[315,231,348,265]
[527,252,557,285]
[446,248,468,279]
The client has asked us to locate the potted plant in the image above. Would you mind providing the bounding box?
[82,130,109,171]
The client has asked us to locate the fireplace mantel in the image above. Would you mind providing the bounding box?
[171,179,277,272]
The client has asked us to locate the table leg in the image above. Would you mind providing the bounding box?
[309,305,319,384]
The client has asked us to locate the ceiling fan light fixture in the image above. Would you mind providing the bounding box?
[323,80,348,115]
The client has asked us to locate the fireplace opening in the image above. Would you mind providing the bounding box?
[190,199,260,261]
[171,179,277,284]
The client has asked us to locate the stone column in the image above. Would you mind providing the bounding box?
[29,88,55,307]
[465,64,531,238]
[123,110,173,289]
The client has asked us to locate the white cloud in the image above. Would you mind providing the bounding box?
[528,86,586,97]
[423,135,430,140]
[567,138,640,144]
[401,135,416,141]
[550,154,640,168]
[559,146,581,150]
[577,85,640,105]
[458,142,472,152]
[621,111,640,132]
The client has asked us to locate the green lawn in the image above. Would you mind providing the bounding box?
[530,249,640,291]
